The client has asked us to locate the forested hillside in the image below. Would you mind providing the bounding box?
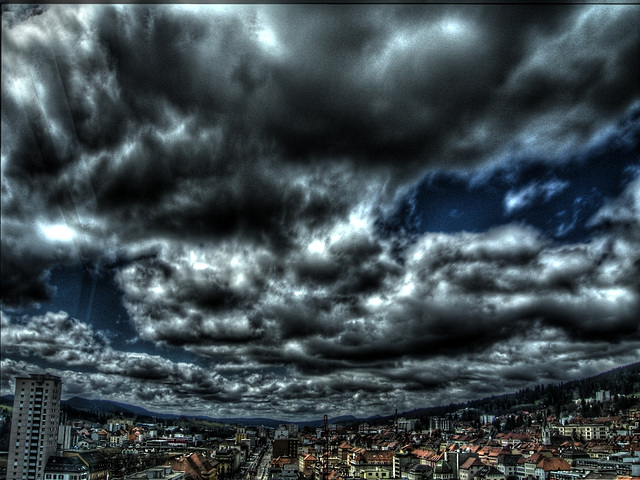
[395,361,640,424]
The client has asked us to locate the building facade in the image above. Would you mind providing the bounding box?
[7,374,62,480]
[63,451,111,480]
[557,424,610,441]
[44,456,89,480]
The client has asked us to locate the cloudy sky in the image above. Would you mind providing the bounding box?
[2,4,639,421]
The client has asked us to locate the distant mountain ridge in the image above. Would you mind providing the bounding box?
[1,361,638,427]
[63,396,176,419]
[60,398,358,428]
[0,394,358,428]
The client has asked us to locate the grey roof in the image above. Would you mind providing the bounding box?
[474,466,504,479]
[45,456,88,473]
[69,450,111,470]
[408,464,433,474]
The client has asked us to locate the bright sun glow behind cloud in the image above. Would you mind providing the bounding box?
[40,224,75,242]
[258,29,275,46]
[308,240,325,253]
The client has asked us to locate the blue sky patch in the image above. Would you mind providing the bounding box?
[380,108,640,244]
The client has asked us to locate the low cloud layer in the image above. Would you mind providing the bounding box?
[2,5,639,419]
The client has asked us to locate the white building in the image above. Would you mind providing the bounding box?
[274,427,289,440]
[557,423,610,441]
[7,373,62,480]
[44,456,89,480]
[57,425,74,451]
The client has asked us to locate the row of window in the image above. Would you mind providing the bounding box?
[45,475,86,480]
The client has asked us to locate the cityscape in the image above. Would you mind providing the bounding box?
[1,5,640,480]
[0,369,639,480]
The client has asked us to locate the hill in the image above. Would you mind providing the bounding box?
[384,361,640,425]
[62,396,180,420]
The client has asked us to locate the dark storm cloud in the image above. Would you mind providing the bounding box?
[258,5,639,172]
[1,5,48,29]
[0,250,54,307]
[2,4,640,418]
[258,6,569,167]
[290,231,400,295]
[3,4,638,305]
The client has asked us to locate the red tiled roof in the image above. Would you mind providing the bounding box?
[460,458,486,470]
[535,457,571,472]
[414,449,435,458]
[363,451,394,464]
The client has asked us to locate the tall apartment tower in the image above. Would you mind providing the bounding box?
[7,373,62,480]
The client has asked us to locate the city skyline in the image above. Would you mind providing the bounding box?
[2,4,640,421]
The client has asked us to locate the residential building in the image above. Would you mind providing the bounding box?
[447,452,478,479]
[212,449,242,477]
[7,373,62,480]
[459,457,487,480]
[432,459,454,480]
[109,430,129,448]
[124,466,184,480]
[496,454,522,480]
[269,462,298,480]
[558,425,610,442]
[406,464,433,480]
[533,457,572,480]
[397,419,418,433]
[170,452,219,480]
[57,426,75,452]
[393,451,413,478]
[274,428,289,440]
[269,457,299,480]
[44,456,88,480]
[474,466,506,480]
[430,419,452,434]
[574,456,640,477]
[349,450,394,480]
[299,454,317,479]
[62,451,110,480]
[273,439,298,459]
